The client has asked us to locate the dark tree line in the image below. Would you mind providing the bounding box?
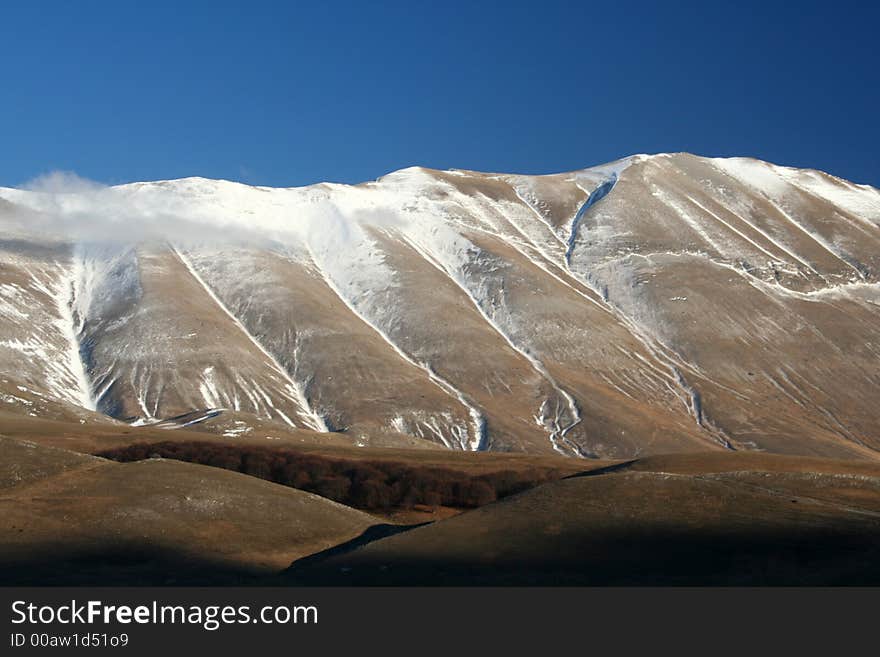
[96,441,565,510]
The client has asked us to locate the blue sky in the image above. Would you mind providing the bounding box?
[1,1,877,187]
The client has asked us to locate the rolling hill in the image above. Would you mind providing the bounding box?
[282,452,880,585]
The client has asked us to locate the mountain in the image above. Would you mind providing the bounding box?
[1,153,879,460]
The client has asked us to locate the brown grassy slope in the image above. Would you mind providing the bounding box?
[0,435,104,491]
[0,410,599,475]
[0,410,366,453]
[619,450,880,476]
[283,452,880,585]
[0,436,376,584]
[0,410,581,459]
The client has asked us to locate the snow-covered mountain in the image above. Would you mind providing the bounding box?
[2,153,879,459]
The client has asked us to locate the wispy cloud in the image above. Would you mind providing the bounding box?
[1,171,277,246]
[0,168,417,251]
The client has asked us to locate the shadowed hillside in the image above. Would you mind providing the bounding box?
[282,452,880,585]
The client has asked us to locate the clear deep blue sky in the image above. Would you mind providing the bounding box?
[1,0,877,188]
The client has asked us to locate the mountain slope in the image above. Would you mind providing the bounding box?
[1,153,878,459]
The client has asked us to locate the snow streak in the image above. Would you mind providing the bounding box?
[304,245,487,451]
[553,176,733,449]
[172,247,329,432]
[399,234,586,457]
[53,258,95,411]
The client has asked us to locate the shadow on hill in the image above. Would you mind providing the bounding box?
[5,524,880,586]
[287,523,429,573]
[278,526,880,586]
[0,546,265,586]
[0,523,434,586]
[563,460,639,478]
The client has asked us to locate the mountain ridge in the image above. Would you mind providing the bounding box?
[1,152,878,460]
[9,150,877,193]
